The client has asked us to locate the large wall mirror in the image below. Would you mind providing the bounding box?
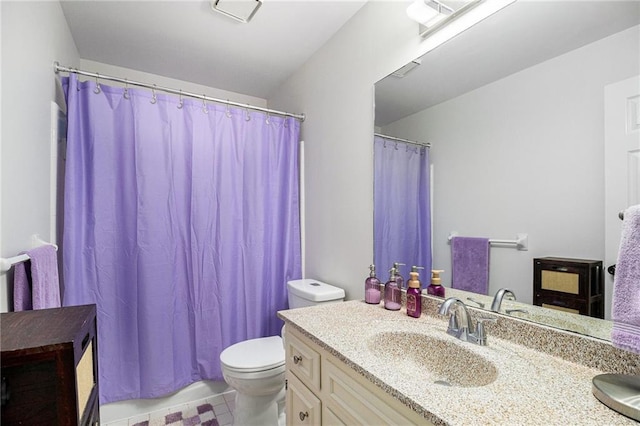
[374,0,640,341]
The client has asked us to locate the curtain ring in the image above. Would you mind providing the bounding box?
[150,84,157,104]
[93,73,101,94]
[225,100,232,118]
[123,79,130,100]
[265,111,270,125]
[383,139,387,148]
[202,96,208,114]
[394,142,398,150]
[177,90,183,109]
[244,105,251,121]
[406,144,409,152]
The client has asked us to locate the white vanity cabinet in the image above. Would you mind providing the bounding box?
[284,326,431,426]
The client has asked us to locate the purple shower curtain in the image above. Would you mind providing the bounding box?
[62,74,301,404]
[374,135,431,280]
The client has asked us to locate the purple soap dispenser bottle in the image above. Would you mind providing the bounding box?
[384,266,402,311]
[393,262,406,290]
[427,270,446,297]
[364,264,381,304]
[406,266,424,318]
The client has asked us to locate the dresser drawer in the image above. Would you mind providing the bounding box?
[538,293,583,315]
[285,328,321,392]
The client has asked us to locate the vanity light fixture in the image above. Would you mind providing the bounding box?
[210,0,262,24]
[406,0,453,29]
[407,0,507,39]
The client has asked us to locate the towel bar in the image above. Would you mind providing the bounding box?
[448,232,529,251]
[0,235,58,272]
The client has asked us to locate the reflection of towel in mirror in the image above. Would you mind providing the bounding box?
[451,236,490,295]
[13,245,61,311]
[612,204,640,354]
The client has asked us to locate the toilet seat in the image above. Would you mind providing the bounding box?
[220,336,285,373]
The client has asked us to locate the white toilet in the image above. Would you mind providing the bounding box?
[219,279,345,426]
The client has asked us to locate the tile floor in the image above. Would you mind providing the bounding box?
[103,391,235,426]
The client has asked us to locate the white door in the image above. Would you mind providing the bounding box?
[604,75,640,320]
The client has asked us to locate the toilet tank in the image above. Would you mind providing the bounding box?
[287,279,345,309]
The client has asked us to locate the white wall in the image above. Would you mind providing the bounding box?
[268,1,507,299]
[383,26,639,316]
[79,60,268,108]
[0,0,80,313]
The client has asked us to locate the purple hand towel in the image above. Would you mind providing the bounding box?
[13,261,32,311]
[451,236,490,295]
[612,204,640,353]
[12,245,60,311]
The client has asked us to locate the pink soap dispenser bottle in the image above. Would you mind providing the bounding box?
[393,262,406,290]
[384,266,402,311]
[406,266,424,318]
[364,264,381,304]
[427,270,446,297]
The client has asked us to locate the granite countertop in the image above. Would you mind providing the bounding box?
[278,300,634,425]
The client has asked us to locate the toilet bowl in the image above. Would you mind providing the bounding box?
[219,279,345,426]
[220,336,286,426]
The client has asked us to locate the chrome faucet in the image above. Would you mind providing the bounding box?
[491,288,516,313]
[438,297,496,346]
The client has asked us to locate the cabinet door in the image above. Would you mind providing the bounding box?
[1,357,59,424]
[322,405,347,425]
[321,357,430,425]
[286,373,321,426]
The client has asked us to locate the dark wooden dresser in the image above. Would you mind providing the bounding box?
[1,304,99,425]
[533,257,604,318]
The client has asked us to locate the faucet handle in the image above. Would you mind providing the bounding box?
[474,317,498,345]
[447,311,459,331]
[466,297,485,308]
[476,317,497,325]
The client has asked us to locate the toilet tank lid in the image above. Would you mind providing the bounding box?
[287,279,345,302]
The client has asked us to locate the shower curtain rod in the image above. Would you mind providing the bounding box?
[374,132,430,148]
[54,62,305,121]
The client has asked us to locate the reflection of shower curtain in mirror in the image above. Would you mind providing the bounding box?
[374,136,431,278]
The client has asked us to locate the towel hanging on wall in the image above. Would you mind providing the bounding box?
[13,245,61,311]
[611,204,640,353]
[451,236,490,295]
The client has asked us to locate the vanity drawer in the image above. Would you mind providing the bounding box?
[285,327,321,392]
[286,372,321,426]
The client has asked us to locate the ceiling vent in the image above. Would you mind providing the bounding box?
[211,0,263,23]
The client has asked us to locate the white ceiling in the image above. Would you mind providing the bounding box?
[60,0,368,99]
[375,0,640,127]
